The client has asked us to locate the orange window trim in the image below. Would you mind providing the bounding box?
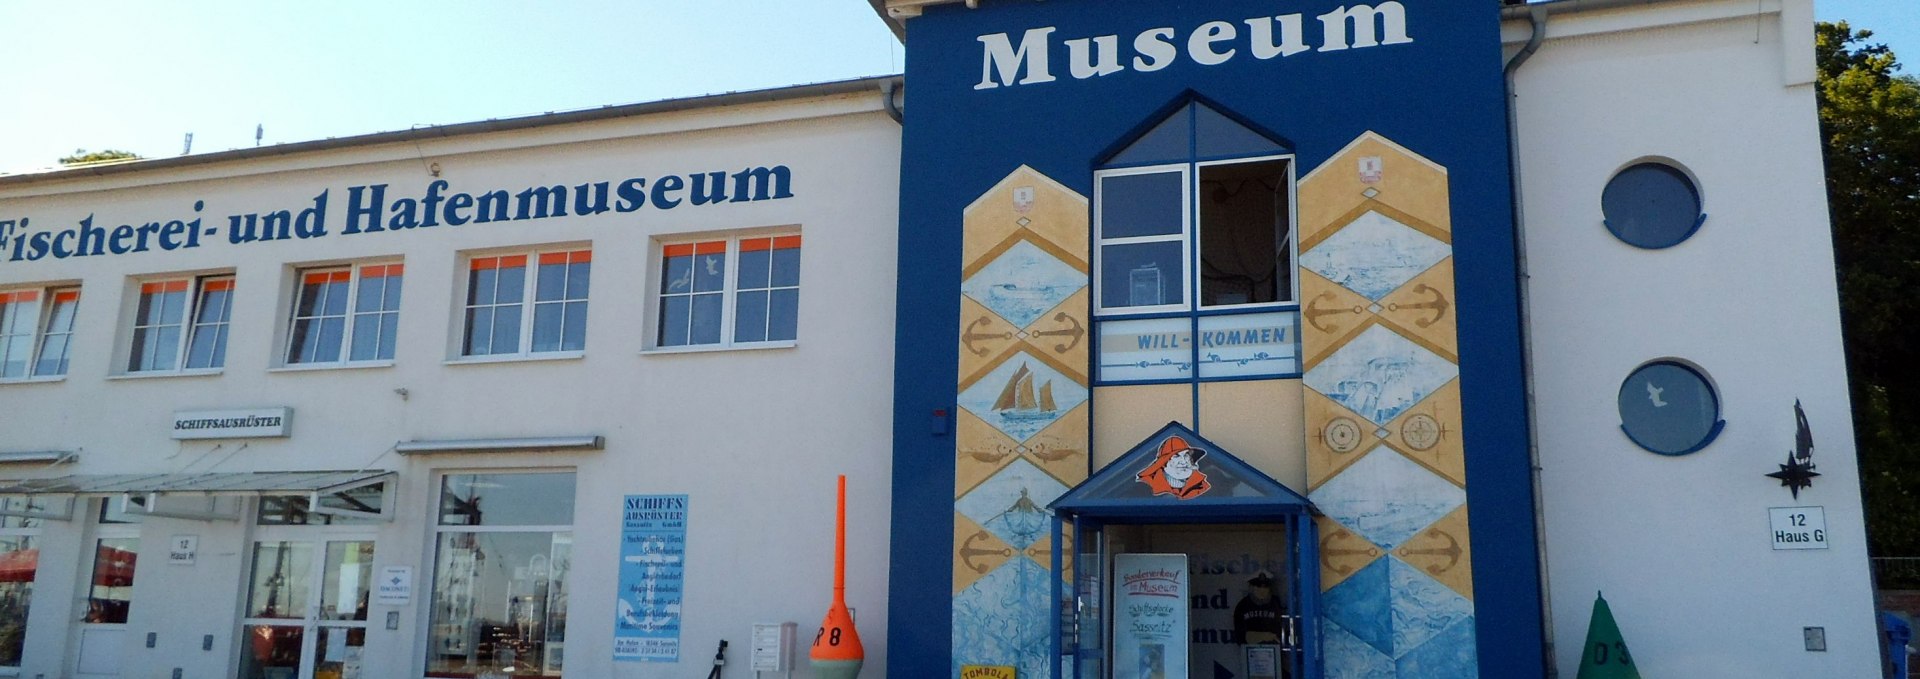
[142,280,190,295]
[203,279,234,293]
[53,291,80,303]
[772,235,802,250]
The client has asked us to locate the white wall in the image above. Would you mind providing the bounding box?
[1511,1,1880,676]
[0,88,900,678]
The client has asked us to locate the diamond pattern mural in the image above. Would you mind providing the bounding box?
[1303,324,1459,426]
[957,351,1090,444]
[952,167,1090,678]
[952,556,1054,679]
[1302,133,1479,678]
[954,457,1069,549]
[962,240,1086,329]
[1299,210,1452,301]
[1313,446,1466,550]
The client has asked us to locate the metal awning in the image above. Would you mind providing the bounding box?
[0,470,394,496]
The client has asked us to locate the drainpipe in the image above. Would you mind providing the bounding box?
[1503,5,1558,678]
[881,80,904,125]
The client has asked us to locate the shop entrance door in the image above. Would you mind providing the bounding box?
[1048,423,1321,679]
[237,534,376,679]
[75,521,141,678]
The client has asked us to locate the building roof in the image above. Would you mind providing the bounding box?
[0,74,903,189]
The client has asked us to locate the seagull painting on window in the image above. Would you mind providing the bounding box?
[1646,382,1667,408]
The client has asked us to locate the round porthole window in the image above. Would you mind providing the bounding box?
[1601,162,1704,249]
[1617,360,1724,455]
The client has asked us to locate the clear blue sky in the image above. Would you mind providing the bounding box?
[0,1,1911,175]
[0,1,901,174]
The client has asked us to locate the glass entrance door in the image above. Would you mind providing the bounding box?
[238,537,375,679]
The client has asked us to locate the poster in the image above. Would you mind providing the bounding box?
[614,494,687,662]
[1113,553,1189,679]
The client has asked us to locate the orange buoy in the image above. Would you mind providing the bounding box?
[810,475,865,677]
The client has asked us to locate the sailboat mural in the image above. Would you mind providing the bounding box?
[957,351,1089,443]
[994,362,1058,422]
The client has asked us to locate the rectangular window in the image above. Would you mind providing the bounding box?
[85,537,138,624]
[656,234,801,348]
[1093,159,1295,315]
[0,286,79,380]
[427,472,574,678]
[1095,168,1190,313]
[462,249,589,357]
[129,275,233,372]
[1093,156,1298,384]
[287,263,403,365]
[1197,159,1293,308]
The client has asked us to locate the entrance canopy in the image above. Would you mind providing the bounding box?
[1050,421,1314,522]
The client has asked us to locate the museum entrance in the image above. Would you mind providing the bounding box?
[1049,424,1319,679]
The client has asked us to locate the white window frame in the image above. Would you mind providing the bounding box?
[1194,154,1299,311]
[283,261,403,367]
[0,285,80,382]
[646,232,803,352]
[454,247,590,361]
[1092,155,1299,317]
[1092,164,1193,316]
[125,274,233,375]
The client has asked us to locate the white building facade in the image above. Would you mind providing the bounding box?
[0,78,902,679]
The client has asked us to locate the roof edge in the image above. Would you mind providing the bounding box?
[0,74,903,189]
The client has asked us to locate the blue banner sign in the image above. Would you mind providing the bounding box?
[615,494,688,663]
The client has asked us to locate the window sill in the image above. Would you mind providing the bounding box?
[268,360,396,374]
[106,368,224,381]
[641,341,796,356]
[444,351,586,366]
[0,375,66,385]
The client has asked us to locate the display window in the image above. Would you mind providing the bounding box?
[0,497,46,670]
[427,472,575,678]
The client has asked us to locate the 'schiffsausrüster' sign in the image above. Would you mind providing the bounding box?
[171,407,293,440]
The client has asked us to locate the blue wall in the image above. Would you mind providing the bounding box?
[889,1,1545,675]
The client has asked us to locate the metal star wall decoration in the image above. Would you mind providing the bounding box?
[1766,400,1820,499]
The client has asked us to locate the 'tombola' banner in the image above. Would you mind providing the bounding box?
[615,494,688,662]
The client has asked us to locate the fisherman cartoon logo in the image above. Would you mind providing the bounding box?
[1136,435,1212,499]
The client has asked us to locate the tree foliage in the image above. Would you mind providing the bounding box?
[1817,22,1920,564]
[57,148,140,165]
